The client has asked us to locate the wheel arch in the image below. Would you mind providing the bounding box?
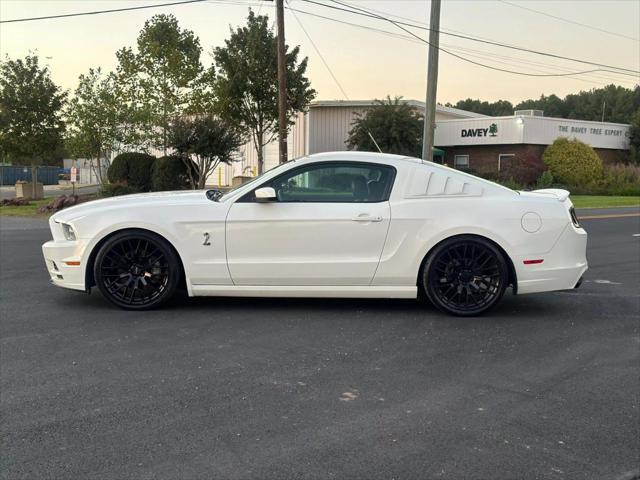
[416,233,518,295]
[85,227,187,291]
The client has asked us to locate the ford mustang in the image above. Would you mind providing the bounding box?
[42,152,587,316]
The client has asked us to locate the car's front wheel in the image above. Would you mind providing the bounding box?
[94,230,181,310]
[422,236,509,316]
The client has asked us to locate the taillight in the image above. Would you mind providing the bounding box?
[569,206,580,228]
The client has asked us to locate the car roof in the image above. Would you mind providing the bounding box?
[301,151,423,166]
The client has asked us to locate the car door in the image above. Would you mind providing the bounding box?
[225,161,396,286]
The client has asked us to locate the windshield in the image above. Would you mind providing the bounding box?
[217,161,295,201]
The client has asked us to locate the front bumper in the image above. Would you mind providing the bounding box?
[42,240,88,291]
[516,223,588,295]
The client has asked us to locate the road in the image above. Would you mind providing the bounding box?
[1,210,638,480]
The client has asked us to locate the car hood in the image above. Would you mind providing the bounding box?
[52,190,212,223]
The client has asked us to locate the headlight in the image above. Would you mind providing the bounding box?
[61,223,76,241]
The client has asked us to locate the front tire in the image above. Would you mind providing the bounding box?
[422,236,509,316]
[94,230,181,310]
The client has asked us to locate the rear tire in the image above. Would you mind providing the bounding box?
[422,236,508,317]
[94,230,181,310]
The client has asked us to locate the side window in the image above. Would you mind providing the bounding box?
[454,155,469,169]
[269,163,395,203]
[498,153,515,171]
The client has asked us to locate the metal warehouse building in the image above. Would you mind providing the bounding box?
[217,100,484,185]
[214,100,631,186]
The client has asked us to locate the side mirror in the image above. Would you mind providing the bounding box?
[255,186,277,202]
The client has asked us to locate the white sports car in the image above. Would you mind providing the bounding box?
[42,152,587,316]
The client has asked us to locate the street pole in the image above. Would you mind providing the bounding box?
[276,0,288,164]
[421,0,441,162]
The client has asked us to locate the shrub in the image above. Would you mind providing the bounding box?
[596,163,640,196]
[107,152,156,191]
[536,170,555,189]
[100,184,139,197]
[151,155,198,191]
[542,138,603,187]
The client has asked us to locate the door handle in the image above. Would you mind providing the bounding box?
[351,214,383,222]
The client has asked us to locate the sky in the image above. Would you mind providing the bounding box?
[1,0,639,106]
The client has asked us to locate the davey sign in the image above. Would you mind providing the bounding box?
[461,123,498,138]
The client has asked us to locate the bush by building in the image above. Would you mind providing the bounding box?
[542,138,603,187]
[107,152,156,191]
[151,155,198,191]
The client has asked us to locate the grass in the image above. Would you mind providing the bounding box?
[570,195,640,209]
[0,198,51,217]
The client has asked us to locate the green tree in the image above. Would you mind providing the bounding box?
[542,138,603,187]
[66,68,129,184]
[516,94,566,117]
[347,96,423,157]
[212,10,316,174]
[447,98,513,116]
[451,85,640,124]
[117,14,204,154]
[169,115,244,189]
[0,54,66,195]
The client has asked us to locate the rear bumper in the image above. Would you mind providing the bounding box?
[42,240,88,291]
[516,223,588,295]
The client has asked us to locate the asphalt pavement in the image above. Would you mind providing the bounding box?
[0,210,638,480]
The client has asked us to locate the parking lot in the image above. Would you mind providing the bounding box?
[1,210,638,480]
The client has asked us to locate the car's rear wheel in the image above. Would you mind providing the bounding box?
[94,230,181,310]
[422,236,509,316]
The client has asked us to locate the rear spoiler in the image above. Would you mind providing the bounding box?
[529,188,570,202]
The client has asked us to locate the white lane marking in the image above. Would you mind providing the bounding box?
[592,279,622,285]
[633,234,640,237]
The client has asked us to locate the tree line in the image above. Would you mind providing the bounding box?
[447,84,640,124]
[0,10,316,185]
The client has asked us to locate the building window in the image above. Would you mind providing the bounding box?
[454,155,469,169]
[498,154,515,171]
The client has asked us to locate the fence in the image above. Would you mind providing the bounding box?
[0,166,62,186]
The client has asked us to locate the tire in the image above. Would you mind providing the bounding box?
[422,236,509,317]
[94,230,181,310]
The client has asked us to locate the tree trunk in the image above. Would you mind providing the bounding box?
[95,150,104,185]
[198,165,207,189]
[256,131,264,175]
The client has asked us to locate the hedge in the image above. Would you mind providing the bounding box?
[151,155,197,191]
[107,152,156,192]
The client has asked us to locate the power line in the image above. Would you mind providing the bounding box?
[280,3,636,86]
[285,0,381,152]
[0,0,207,24]
[497,0,639,42]
[325,0,639,79]
[299,0,640,75]
[286,1,350,99]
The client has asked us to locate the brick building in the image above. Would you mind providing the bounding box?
[433,110,631,175]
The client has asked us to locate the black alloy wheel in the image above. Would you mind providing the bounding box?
[423,236,509,316]
[94,231,181,310]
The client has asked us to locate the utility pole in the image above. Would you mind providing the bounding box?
[276,0,288,164]
[421,0,441,162]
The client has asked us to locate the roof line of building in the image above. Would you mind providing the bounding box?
[309,99,488,119]
[435,115,631,127]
